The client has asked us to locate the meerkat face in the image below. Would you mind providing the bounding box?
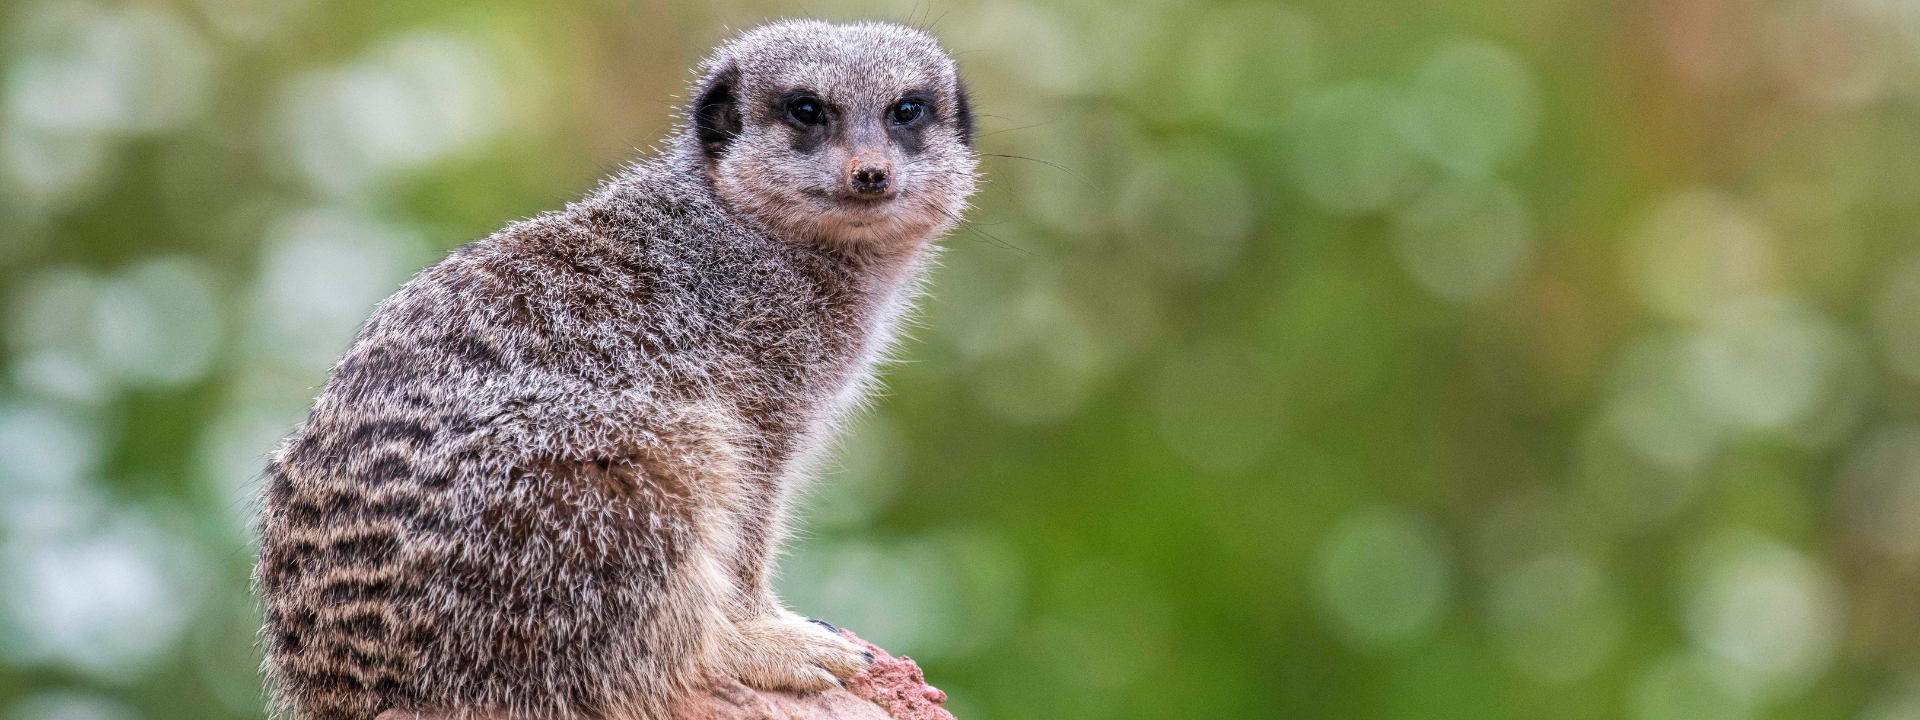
[688,21,978,253]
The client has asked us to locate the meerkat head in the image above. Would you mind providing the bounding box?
[685,20,978,253]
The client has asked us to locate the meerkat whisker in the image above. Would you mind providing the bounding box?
[975,152,1099,189]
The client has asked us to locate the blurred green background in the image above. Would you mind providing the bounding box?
[1,0,1917,718]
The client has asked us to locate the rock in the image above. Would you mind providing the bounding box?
[673,630,956,720]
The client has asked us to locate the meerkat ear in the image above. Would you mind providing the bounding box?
[693,65,743,158]
[954,79,975,147]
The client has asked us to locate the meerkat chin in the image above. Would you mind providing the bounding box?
[255,20,976,720]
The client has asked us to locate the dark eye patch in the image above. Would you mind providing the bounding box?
[886,91,937,154]
[773,89,832,153]
[776,89,831,128]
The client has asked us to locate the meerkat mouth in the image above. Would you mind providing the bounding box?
[833,184,898,200]
[803,188,897,206]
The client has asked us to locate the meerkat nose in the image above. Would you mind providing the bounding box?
[849,161,892,196]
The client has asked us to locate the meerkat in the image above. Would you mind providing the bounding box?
[254,20,977,720]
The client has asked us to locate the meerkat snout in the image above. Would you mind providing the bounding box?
[848,158,892,197]
[694,21,978,252]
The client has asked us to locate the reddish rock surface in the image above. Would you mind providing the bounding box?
[834,631,954,720]
[674,630,956,720]
[376,630,957,720]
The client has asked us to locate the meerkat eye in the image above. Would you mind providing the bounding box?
[786,97,826,126]
[890,100,925,125]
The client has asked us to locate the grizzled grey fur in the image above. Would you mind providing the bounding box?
[255,20,977,720]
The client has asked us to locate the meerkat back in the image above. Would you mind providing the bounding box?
[255,20,976,720]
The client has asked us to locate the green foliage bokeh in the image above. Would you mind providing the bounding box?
[1,0,1916,719]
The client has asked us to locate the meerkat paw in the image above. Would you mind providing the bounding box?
[724,611,873,692]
